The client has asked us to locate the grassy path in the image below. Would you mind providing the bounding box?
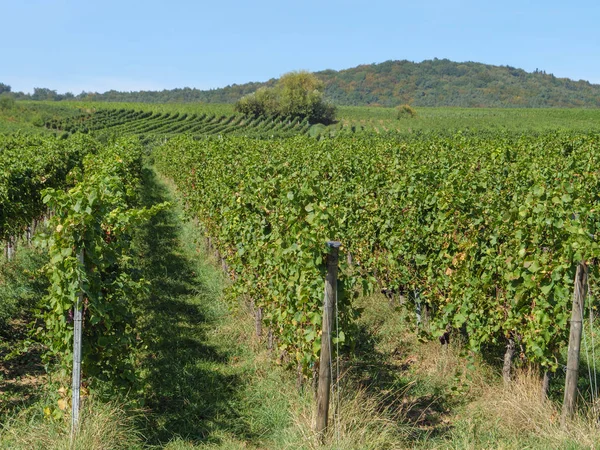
[134,168,298,448]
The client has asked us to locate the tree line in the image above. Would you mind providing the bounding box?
[3,58,600,108]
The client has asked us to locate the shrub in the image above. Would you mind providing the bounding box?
[396,104,417,119]
[234,71,336,124]
[0,94,15,110]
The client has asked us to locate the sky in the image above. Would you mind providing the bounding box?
[1,0,599,94]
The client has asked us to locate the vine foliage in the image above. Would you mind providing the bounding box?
[37,137,166,392]
[155,132,600,375]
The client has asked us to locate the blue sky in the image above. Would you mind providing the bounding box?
[2,0,599,93]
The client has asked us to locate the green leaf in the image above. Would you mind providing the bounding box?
[333,331,345,344]
[540,283,553,295]
[527,260,541,273]
[304,330,316,342]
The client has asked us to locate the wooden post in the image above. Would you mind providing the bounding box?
[255,306,263,338]
[422,304,430,330]
[221,257,228,276]
[414,289,422,327]
[562,262,588,425]
[312,361,319,400]
[398,293,406,306]
[315,241,340,440]
[6,236,15,260]
[542,370,552,400]
[297,362,304,390]
[71,249,85,436]
[502,336,515,384]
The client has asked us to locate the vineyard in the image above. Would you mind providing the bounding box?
[154,132,600,376]
[330,106,600,135]
[3,107,600,447]
[0,134,162,381]
[6,101,600,139]
[0,134,97,253]
[45,107,311,140]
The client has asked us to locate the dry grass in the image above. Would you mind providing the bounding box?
[283,383,409,450]
[414,339,496,400]
[0,398,143,449]
[463,368,600,448]
[352,293,600,448]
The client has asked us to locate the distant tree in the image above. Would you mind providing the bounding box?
[31,87,58,101]
[0,94,15,110]
[234,71,336,124]
[235,87,279,117]
[396,104,417,119]
[0,83,11,95]
[278,71,320,116]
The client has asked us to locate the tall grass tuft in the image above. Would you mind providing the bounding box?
[0,398,143,450]
[444,368,600,449]
[279,383,409,450]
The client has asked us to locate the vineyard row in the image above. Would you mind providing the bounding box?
[155,132,600,376]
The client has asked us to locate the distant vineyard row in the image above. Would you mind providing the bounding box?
[0,133,94,240]
[45,108,313,139]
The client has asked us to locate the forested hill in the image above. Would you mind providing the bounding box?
[318,59,600,107]
[5,59,600,107]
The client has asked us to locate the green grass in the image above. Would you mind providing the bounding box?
[129,166,331,448]
[6,101,600,139]
[331,105,600,135]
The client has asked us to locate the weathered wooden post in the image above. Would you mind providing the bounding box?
[221,257,228,276]
[315,241,340,440]
[542,370,552,400]
[72,248,85,436]
[255,305,263,338]
[502,336,515,384]
[562,261,588,425]
[6,236,15,260]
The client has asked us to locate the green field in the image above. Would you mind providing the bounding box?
[5,101,600,137]
[335,105,600,134]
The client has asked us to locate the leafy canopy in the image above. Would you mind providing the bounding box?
[235,71,336,124]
